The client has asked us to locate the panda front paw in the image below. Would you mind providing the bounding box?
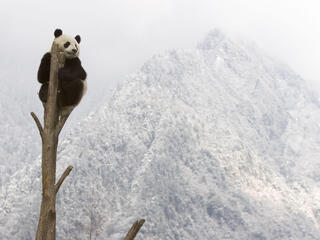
[38,52,52,83]
[42,52,51,62]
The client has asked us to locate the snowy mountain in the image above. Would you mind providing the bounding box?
[0,64,42,186]
[1,30,320,239]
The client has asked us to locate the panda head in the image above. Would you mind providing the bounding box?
[53,29,81,59]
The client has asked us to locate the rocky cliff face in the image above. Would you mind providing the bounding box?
[1,30,320,239]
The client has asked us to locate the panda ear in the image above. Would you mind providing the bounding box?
[75,35,81,44]
[54,29,63,38]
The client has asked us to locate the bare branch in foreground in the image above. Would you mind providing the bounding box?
[55,165,73,194]
[124,219,145,240]
[31,112,44,140]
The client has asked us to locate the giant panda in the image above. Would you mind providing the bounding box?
[37,28,87,116]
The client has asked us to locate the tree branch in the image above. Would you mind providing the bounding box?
[31,112,44,140]
[55,165,73,194]
[56,112,71,137]
[124,219,145,240]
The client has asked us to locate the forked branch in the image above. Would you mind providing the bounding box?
[55,165,73,194]
[56,112,71,137]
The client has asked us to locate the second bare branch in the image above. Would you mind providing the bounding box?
[55,165,73,194]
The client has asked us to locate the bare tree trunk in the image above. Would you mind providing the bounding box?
[32,41,146,240]
[32,43,73,240]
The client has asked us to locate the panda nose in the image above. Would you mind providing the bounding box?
[72,49,77,53]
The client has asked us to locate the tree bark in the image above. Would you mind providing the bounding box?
[124,219,145,240]
[32,43,72,240]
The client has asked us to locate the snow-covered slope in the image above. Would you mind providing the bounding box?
[1,30,320,239]
[0,64,42,186]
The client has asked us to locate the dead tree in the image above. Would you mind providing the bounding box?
[31,43,73,240]
[32,41,145,240]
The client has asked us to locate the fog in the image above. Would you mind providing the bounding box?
[1,0,320,115]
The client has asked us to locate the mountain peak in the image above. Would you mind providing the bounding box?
[198,29,228,50]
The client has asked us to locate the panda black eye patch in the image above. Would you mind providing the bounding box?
[64,42,70,48]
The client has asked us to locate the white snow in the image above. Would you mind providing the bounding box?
[1,30,320,239]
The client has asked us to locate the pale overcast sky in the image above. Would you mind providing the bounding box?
[1,0,320,106]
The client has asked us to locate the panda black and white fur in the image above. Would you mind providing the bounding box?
[38,29,87,116]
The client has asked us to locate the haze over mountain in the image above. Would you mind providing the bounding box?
[1,30,320,239]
